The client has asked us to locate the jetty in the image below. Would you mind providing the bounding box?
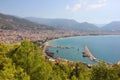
[83,46,98,62]
[43,42,75,63]
[46,43,74,49]
[43,42,75,60]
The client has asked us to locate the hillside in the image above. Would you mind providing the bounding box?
[102,21,120,32]
[78,22,99,32]
[26,17,100,32]
[0,40,120,80]
[1,13,120,32]
[0,13,55,30]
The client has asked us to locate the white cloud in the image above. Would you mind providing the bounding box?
[65,4,81,12]
[72,4,81,12]
[98,0,107,3]
[87,3,107,9]
[87,0,107,10]
[65,0,107,11]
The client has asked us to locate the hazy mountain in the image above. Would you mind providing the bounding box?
[25,17,100,32]
[1,13,120,32]
[102,21,120,31]
[78,22,100,32]
[0,13,55,30]
[95,24,106,28]
[26,17,80,29]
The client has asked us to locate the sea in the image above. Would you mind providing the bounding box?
[48,35,120,64]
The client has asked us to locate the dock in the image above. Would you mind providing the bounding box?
[83,46,98,62]
[47,43,74,49]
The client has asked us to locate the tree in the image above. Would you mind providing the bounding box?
[112,64,120,79]
[70,62,91,80]
[9,40,52,80]
[71,75,78,80]
[91,62,119,80]
[0,57,30,80]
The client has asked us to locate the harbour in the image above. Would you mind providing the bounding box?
[48,35,120,64]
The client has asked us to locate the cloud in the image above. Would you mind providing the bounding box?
[65,4,81,12]
[87,3,107,9]
[98,0,107,3]
[87,0,107,10]
[72,4,81,11]
[65,0,107,11]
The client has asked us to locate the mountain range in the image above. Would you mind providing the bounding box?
[26,17,120,32]
[0,13,120,32]
[0,13,55,30]
[102,21,120,32]
[25,17,100,32]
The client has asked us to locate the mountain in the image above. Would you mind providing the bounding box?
[0,13,55,30]
[95,24,106,28]
[1,13,120,32]
[102,21,120,31]
[26,17,100,32]
[25,17,81,29]
[78,22,100,32]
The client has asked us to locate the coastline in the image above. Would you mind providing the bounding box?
[43,40,75,63]
[43,35,119,65]
[47,35,120,45]
[43,35,98,64]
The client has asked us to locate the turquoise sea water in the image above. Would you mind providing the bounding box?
[48,35,120,64]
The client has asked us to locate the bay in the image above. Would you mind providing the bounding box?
[48,35,120,64]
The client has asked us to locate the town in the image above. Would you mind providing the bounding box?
[0,29,81,44]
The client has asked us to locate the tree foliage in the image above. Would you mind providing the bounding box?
[0,40,120,80]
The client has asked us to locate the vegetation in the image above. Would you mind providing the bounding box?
[26,17,100,32]
[0,40,120,80]
[0,13,55,30]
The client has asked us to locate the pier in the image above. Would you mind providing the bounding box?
[43,42,75,63]
[83,46,113,65]
[46,42,75,49]
[83,46,98,62]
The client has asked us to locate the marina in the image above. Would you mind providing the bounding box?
[43,41,98,64]
[48,35,120,64]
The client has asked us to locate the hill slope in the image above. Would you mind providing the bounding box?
[102,21,120,31]
[26,17,100,32]
[0,13,55,30]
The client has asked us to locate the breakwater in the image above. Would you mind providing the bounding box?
[83,46,99,62]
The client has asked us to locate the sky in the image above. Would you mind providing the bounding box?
[0,0,120,24]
